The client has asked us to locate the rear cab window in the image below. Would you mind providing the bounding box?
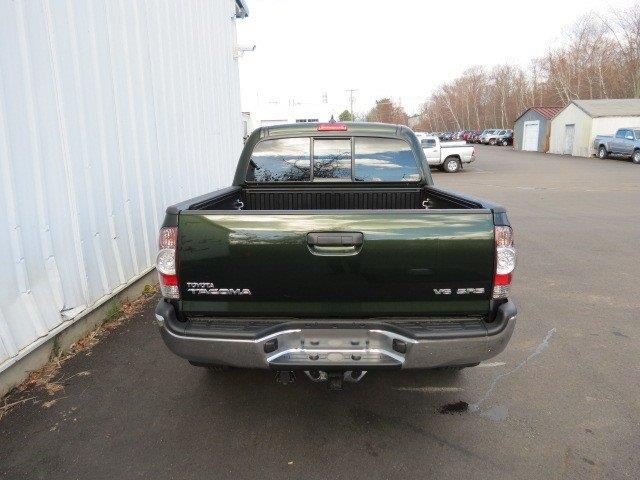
[246,138,311,182]
[313,139,351,181]
[354,138,421,182]
[246,136,421,183]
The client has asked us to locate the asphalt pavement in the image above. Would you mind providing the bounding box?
[1,146,639,479]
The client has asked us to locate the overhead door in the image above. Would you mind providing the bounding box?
[522,121,540,151]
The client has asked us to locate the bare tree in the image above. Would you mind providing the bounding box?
[365,98,409,125]
[406,5,640,132]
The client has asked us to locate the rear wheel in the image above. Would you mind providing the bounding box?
[632,149,640,164]
[443,157,461,173]
[598,145,608,159]
[501,139,508,146]
[489,138,497,146]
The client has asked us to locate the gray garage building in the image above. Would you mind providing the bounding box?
[513,106,563,152]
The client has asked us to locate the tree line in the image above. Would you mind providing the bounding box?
[364,4,640,131]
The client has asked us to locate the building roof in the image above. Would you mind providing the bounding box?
[572,98,640,118]
[531,106,564,120]
[514,106,564,123]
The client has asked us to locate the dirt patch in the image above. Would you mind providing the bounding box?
[438,401,469,414]
[0,285,157,421]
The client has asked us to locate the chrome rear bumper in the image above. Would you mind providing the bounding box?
[155,301,516,370]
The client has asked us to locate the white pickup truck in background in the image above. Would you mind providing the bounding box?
[419,135,476,173]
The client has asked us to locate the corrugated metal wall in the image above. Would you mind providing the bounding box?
[0,0,244,371]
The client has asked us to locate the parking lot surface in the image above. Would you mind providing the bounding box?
[1,146,639,480]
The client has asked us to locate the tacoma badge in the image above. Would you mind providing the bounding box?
[186,282,251,296]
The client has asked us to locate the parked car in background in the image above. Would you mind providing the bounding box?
[494,129,513,146]
[420,135,476,172]
[593,128,640,164]
[454,130,467,140]
[482,129,512,145]
[465,130,480,143]
[479,129,498,143]
[459,130,474,141]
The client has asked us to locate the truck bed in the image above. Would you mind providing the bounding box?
[176,185,484,211]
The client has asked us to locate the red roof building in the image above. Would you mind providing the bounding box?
[513,106,565,152]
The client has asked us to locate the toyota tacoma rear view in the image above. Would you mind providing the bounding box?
[154,122,517,388]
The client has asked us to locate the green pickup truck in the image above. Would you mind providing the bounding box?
[154,122,517,387]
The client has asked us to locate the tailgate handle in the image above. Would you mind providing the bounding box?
[307,232,364,247]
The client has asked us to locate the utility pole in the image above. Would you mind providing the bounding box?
[345,89,357,120]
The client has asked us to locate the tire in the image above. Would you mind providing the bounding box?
[598,145,608,159]
[501,139,508,146]
[489,139,496,146]
[443,157,461,173]
[632,150,640,164]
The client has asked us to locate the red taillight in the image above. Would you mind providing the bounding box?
[317,123,348,132]
[159,272,178,286]
[157,227,179,299]
[493,273,512,286]
[493,226,516,299]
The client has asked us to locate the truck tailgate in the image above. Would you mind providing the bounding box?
[177,211,495,317]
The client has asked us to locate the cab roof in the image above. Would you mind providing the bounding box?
[261,122,404,138]
[233,122,431,186]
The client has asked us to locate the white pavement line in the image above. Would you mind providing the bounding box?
[469,327,557,412]
[395,386,464,393]
[477,362,506,368]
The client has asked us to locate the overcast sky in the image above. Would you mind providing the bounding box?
[237,0,633,116]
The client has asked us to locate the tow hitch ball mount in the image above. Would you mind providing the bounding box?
[276,370,367,389]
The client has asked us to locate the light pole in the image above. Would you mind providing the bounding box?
[345,89,357,120]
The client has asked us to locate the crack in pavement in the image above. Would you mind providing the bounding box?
[469,327,557,414]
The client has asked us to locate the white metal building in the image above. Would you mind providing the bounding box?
[246,92,341,127]
[549,99,640,157]
[0,0,248,375]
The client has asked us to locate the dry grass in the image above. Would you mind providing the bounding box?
[0,284,157,421]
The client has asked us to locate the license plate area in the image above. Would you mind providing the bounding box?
[266,329,409,368]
